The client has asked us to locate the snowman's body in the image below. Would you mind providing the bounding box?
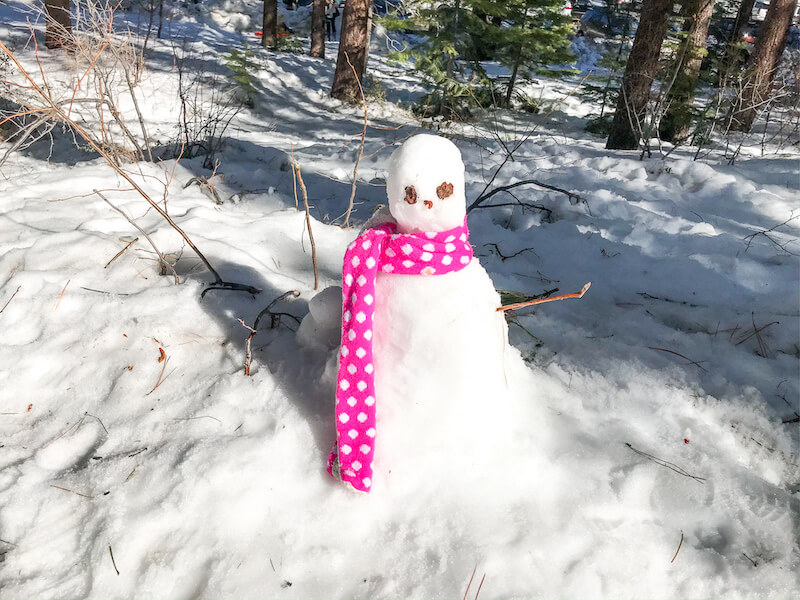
[372,260,511,478]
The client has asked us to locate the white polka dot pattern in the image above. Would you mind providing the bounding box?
[327,217,474,493]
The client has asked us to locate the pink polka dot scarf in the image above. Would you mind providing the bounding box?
[327,218,474,493]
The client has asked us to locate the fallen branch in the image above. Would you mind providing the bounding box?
[743,212,800,256]
[497,282,591,312]
[240,290,301,376]
[625,443,706,484]
[483,243,539,262]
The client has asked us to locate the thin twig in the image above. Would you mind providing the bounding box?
[625,443,706,484]
[497,283,591,312]
[470,179,587,212]
[343,51,368,227]
[146,355,172,395]
[742,553,758,567]
[474,573,486,600]
[0,286,21,314]
[238,318,257,376]
[95,190,177,284]
[85,412,108,435]
[670,531,684,563]
[294,162,319,290]
[483,243,539,262]
[54,280,70,310]
[50,485,93,498]
[104,237,139,268]
[241,291,302,376]
[463,565,477,600]
[290,143,298,209]
[648,346,708,373]
[109,545,120,575]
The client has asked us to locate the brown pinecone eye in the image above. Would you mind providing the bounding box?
[436,182,454,199]
[404,186,417,204]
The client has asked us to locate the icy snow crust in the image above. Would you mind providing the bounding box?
[0,1,798,598]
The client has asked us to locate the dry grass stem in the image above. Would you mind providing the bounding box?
[647,346,708,373]
[108,545,120,576]
[343,51,368,227]
[625,443,706,484]
[671,531,684,563]
[1,286,22,314]
[293,161,319,290]
[104,237,139,268]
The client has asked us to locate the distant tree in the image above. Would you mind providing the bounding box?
[331,0,371,103]
[262,0,278,50]
[731,0,798,130]
[724,0,756,63]
[606,0,674,149]
[660,0,716,142]
[311,0,325,57]
[494,0,575,106]
[44,0,72,49]
[382,0,572,118]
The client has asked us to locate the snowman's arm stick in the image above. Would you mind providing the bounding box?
[496,282,591,312]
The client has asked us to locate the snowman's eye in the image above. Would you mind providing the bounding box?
[404,186,417,204]
[436,182,454,199]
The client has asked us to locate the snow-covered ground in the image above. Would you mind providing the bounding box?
[1,1,798,598]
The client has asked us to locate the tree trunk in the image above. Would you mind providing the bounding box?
[310,0,325,57]
[331,0,370,103]
[731,0,798,131]
[660,0,715,142]
[44,0,72,49]
[262,0,278,50]
[606,0,673,150]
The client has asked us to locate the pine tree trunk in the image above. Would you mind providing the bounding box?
[44,0,72,49]
[731,0,798,131]
[606,0,673,150]
[660,0,715,142]
[331,0,370,103]
[310,0,325,57]
[262,0,278,50]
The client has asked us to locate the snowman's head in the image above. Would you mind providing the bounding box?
[386,134,466,234]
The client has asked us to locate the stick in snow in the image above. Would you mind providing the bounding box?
[109,545,120,575]
[625,443,706,484]
[670,531,684,563]
[0,286,21,314]
[497,282,591,312]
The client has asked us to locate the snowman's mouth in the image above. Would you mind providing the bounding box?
[423,200,433,209]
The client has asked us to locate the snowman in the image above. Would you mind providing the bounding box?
[300,134,515,494]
